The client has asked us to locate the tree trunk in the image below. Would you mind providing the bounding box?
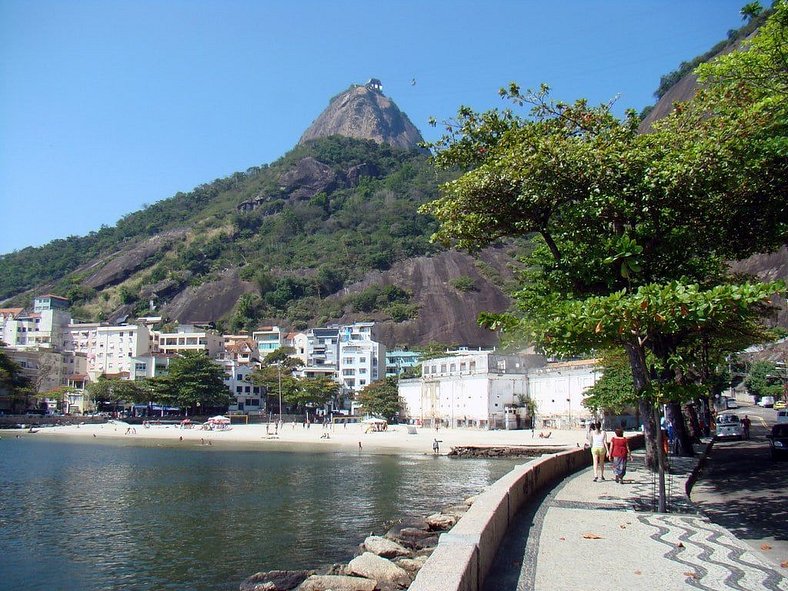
[666,401,695,457]
[625,341,658,470]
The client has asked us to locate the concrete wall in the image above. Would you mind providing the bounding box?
[409,434,645,591]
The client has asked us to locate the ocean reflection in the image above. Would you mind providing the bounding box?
[0,437,519,591]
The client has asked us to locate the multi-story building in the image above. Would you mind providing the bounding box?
[156,325,223,357]
[130,352,175,380]
[1,295,71,350]
[224,362,265,415]
[252,326,283,359]
[65,322,151,381]
[399,352,546,429]
[385,349,422,377]
[399,354,602,430]
[284,331,308,365]
[0,307,25,346]
[526,359,601,429]
[338,322,385,393]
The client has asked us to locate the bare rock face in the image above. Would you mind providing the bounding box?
[278,157,339,201]
[299,82,424,150]
[82,230,188,290]
[334,247,518,346]
[161,268,257,323]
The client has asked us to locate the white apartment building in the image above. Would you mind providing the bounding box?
[338,322,385,393]
[65,322,151,381]
[526,359,600,429]
[400,355,600,430]
[252,326,283,359]
[131,353,175,380]
[156,325,223,357]
[399,352,546,429]
[0,307,24,347]
[1,295,71,350]
[285,331,308,365]
[224,361,265,414]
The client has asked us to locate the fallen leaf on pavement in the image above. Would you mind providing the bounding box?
[634,570,642,575]
[761,543,772,551]
[582,532,603,539]
[780,560,788,568]
[619,524,627,529]
[677,542,684,548]
[684,572,699,579]
[559,537,566,541]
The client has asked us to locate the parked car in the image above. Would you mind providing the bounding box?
[715,414,743,440]
[766,423,788,460]
[725,398,739,409]
[774,400,786,410]
[758,396,775,408]
[776,409,788,425]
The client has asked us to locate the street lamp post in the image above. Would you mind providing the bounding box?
[277,361,283,430]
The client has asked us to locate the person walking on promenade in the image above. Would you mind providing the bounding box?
[590,422,608,481]
[609,428,631,483]
[742,415,751,440]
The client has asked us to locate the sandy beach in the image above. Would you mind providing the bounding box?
[17,420,593,455]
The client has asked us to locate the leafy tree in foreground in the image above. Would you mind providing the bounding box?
[356,377,402,422]
[422,5,787,482]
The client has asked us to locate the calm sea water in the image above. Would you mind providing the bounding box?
[0,436,521,591]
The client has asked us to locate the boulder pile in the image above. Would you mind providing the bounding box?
[239,496,475,591]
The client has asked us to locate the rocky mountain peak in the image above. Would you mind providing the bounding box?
[299,79,425,150]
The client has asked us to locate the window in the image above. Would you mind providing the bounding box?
[450,364,456,372]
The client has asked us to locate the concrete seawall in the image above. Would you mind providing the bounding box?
[409,434,645,591]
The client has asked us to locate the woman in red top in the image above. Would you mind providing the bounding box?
[609,428,631,484]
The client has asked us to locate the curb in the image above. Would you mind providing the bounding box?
[684,436,715,497]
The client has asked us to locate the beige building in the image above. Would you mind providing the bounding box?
[156,325,223,357]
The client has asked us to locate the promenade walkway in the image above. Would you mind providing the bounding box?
[483,447,788,591]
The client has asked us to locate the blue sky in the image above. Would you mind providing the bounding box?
[0,0,749,255]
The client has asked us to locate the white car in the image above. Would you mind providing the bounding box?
[725,398,739,409]
[715,414,743,440]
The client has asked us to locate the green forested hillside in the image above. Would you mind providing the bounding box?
[0,137,458,330]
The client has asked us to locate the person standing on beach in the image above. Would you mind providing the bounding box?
[609,428,631,483]
[590,423,608,481]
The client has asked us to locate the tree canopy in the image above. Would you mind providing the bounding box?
[164,351,232,411]
[356,377,402,421]
[422,4,787,472]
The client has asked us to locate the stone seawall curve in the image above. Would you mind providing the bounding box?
[408,434,645,591]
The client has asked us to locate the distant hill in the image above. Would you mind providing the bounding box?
[0,82,520,347]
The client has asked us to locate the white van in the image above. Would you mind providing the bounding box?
[759,396,776,408]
